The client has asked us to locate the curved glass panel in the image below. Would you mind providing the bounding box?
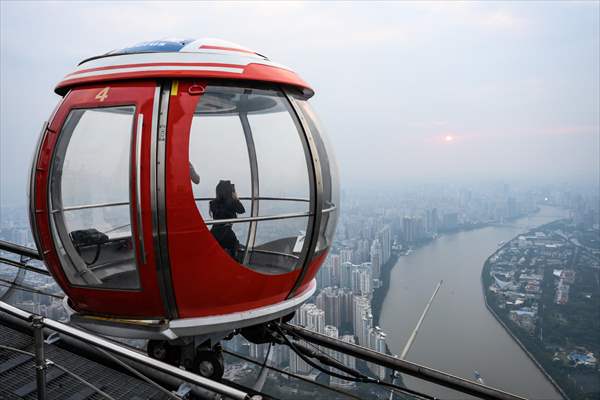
[294,97,340,253]
[189,84,312,274]
[49,106,140,289]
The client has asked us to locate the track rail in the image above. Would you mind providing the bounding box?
[280,323,528,400]
[0,240,42,260]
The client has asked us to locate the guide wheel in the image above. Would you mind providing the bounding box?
[193,348,224,381]
[147,339,181,365]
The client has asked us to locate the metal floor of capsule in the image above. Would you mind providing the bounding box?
[0,322,171,400]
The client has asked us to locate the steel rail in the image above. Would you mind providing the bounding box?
[50,201,130,213]
[280,323,528,400]
[0,281,63,300]
[0,256,51,276]
[0,240,42,260]
[246,248,300,260]
[203,211,312,225]
[194,196,310,203]
[0,301,255,400]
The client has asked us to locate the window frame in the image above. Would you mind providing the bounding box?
[48,105,141,290]
[187,82,319,275]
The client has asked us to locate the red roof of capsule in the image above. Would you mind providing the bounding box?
[55,38,314,97]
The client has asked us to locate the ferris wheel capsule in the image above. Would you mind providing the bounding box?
[29,38,339,343]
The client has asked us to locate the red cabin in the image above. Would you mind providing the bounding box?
[28,38,338,375]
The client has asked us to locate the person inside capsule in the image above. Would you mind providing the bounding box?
[209,180,245,260]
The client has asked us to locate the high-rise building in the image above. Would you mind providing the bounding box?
[403,216,416,244]
[340,248,353,264]
[316,287,342,328]
[414,216,425,240]
[271,344,289,367]
[351,265,372,297]
[442,212,459,230]
[368,326,387,380]
[360,267,372,296]
[352,295,371,346]
[378,225,392,263]
[316,260,330,289]
[370,239,382,280]
[330,254,341,287]
[426,208,439,234]
[405,215,427,241]
[340,261,354,290]
[327,329,356,388]
[339,335,356,371]
[359,313,373,348]
[318,253,342,289]
[355,239,370,264]
[290,303,326,375]
[339,288,354,327]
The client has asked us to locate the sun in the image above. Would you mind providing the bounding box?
[444,135,454,142]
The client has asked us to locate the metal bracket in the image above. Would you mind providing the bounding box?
[45,332,61,345]
[174,382,192,397]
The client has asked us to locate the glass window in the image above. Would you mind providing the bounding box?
[294,97,340,253]
[249,104,310,215]
[49,106,140,289]
[189,84,312,274]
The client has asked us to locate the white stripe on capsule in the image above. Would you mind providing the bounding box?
[63,65,245,81]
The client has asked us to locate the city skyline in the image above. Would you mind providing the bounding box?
[1,177,598,398]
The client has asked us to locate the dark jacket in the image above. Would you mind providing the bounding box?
[209,199,245,259]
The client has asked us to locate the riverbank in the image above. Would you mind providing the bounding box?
[371,251,400,327]
[480,221,571,400]
[372,211,538,326]
[481,291,570,400]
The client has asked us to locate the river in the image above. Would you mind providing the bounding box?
[379,206,569,400]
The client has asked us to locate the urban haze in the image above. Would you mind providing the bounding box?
[0,2,599,400]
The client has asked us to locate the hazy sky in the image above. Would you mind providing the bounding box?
[1,1,599,207]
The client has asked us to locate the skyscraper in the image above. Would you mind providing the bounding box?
[330,254,341,287]
[351,265,372,297]
[316,287,342,328]
[290,303,326,375]
[352,295,371,346]
[370,239,382,280]
[329,330,357,388]
[442,212,459,230]
[403,216,416,244]
[368,326,387,380]
[426,208,439,234]
[378,225,392,263]
[340,247,353,264]
[339,288,354,327]
[340,261,354,290]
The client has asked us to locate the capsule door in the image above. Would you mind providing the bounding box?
[164,80,318,318]
[33,82,166,318]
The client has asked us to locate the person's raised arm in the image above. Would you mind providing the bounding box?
[232,191,245,214]
[189,162,200,184]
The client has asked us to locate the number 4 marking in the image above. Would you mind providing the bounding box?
[95,87,110,102]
